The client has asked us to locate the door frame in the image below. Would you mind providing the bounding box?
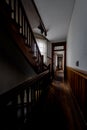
[57,54,63,70]
[52,41,66,79]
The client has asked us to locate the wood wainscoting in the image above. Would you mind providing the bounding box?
[66,66,87,121]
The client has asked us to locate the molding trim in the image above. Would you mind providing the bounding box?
[67,66,87,78]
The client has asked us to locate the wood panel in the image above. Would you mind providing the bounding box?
[66,66,87,121]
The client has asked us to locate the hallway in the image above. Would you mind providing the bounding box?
[28,71,87,130]
[0,1,87,130]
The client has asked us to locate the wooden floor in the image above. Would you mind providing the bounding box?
[27,70,87,130]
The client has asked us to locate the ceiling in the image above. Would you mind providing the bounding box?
[22,0,75,42]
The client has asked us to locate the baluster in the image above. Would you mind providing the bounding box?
[25,19,28,44]
[24,17,26,38]
[34,43,36,56]
[20,8,22,34]
[27,27,29,46]
[37,82,40,101]
[16,0,19,24]
[31,85,36,106]
[32,39,34,53]
[14,0,16,22]
[11,0,14,19]
[29,32,31,47]
[26,22,28,45]
[35,89,37,102]
[11,95,18,126]
[23,15,25,36]
[36,82,39,102]
[26,87,31,120]
[18,0,20,26]
[20,91,24,123]
[31,35,33,50]
[21,12,23,35]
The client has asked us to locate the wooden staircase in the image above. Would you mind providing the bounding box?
[0,0,47,73]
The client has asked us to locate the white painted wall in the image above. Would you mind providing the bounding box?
[36,38,47,63]
[67,0,87,71]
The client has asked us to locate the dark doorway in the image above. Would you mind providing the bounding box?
[52,42,66,80]
[57,54,63,70]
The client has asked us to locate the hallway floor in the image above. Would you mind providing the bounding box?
[28,70,87,130]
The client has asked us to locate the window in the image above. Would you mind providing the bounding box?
[36,38,47,63]
[54,46,64,50]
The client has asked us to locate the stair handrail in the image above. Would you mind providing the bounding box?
[3,0,44,72]
[0,69,50,129]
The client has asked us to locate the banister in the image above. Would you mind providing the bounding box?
[18,0,41,54]
[0,70,49,100]
[2,0,44,72]
[0,69,50,129]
